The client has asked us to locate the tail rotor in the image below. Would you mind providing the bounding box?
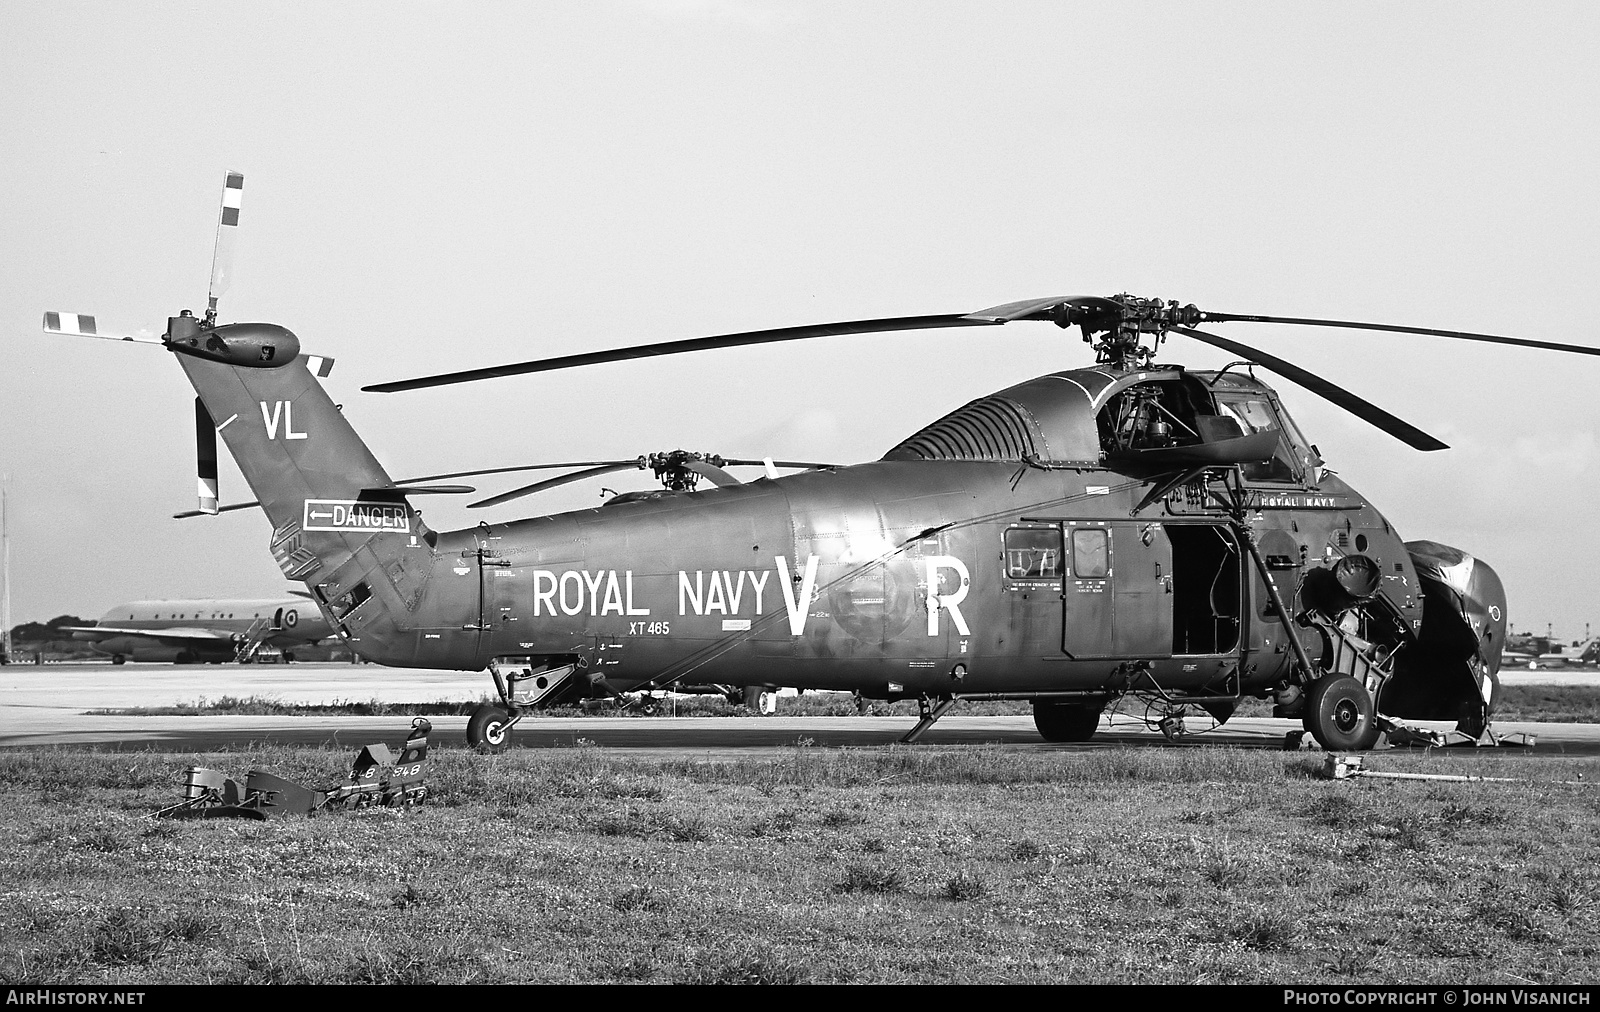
[204,171,244,327]
[44,172,338,519]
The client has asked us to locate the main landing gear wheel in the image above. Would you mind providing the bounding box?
[743,686,777,716]
[111,654,126,665]
[467,703,513,752]
[1302,674,1380,751]
[1032,700,1104,743]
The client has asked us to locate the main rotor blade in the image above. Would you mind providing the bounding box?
[399,460,638,484]
[364,315,1003,393]
[684,460,739,487]
[717,458,838,470]
[1202,311,1600,358]
[469,463,641,509]
[174,457,841,518]
[1173,327,1449,451]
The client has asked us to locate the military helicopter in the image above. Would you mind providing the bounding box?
[44,175,1600,752]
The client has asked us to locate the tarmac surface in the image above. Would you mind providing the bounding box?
[2,661,1598,756]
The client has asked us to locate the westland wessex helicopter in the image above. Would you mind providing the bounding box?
[44,175,1600,752]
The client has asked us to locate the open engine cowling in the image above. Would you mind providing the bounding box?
[1380,540,1507,737]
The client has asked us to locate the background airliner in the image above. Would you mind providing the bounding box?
[67,595,334,664]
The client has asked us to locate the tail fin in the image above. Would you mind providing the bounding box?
[170,313,420,588]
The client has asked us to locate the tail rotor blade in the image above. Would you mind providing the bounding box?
[206,171,244,323]
[42,312,162,345]
[195,398,219,515]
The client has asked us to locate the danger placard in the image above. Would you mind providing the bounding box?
[303,499,412,534]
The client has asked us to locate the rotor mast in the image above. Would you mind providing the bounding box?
[1050,294,1203,370]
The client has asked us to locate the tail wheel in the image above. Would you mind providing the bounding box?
[467,703,513,752]
[1032,700,1104,743]
[1302,674,1380,751]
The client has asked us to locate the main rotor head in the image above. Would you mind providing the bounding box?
[1043,294,1204,369]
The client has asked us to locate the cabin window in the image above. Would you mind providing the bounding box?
[1071,529,1109,578]
[1004,528,1063,579]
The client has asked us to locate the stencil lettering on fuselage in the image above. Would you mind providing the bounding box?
[925,555,971,636]
[535,554,967,638]
[679,570,772,618]
[532,570,652,617]
[260,400,307,440]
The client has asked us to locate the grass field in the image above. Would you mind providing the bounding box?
[2,745,1598,984]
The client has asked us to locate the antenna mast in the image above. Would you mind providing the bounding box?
[1,480,11,664]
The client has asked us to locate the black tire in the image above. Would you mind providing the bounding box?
[1032,700,1104,743]
[1302,674,1380,751]
[742,685,777,716]
[111,654,125,665]
[466,703,513,752]
[174,651,195,665]
[283,651,296,663]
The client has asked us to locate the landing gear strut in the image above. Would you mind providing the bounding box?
[900,694,958,743]
[466,658,583,750]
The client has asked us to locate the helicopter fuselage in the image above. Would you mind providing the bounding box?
[46,175,1558,749]
[315,365,1471,718]
[150,322,1506,746]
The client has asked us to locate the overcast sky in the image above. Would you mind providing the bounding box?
[3,1,1598,640]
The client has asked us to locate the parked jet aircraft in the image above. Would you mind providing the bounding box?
[1529,637,1600,670]
[66,596,333,664]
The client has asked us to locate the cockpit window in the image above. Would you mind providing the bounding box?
[1214,395,1304,482]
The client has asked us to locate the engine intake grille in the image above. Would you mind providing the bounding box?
[883,396,1039,462]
